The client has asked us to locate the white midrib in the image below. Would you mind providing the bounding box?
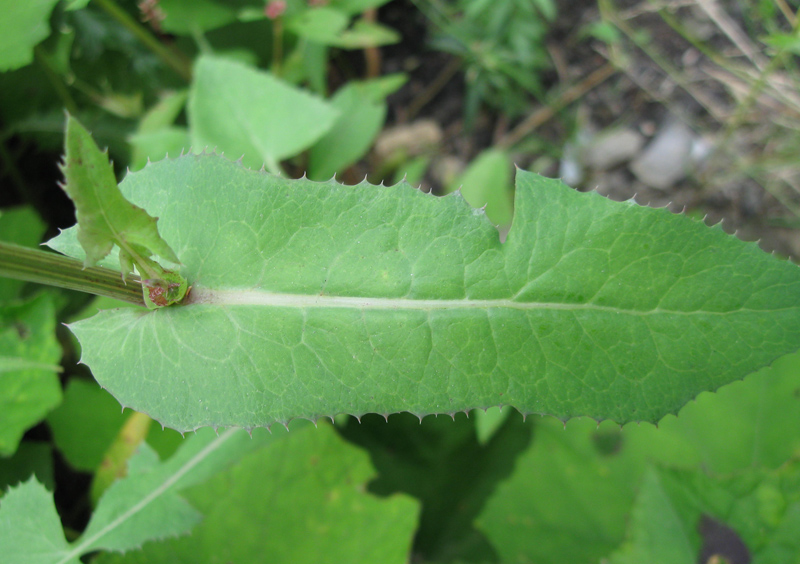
[57,429,237,564]
[185,288,736,316]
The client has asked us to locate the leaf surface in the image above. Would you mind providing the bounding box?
[0,207,47,299]
[0,294,62,456]
[446,148,514,227]
[47,378,181,472]
[308,75,405,180]
[0,0,60,71]
[0,426,289,563]
[0,479,75,564]
[188,55,339,172]
[607,463,800,564]
[60,115,180,274]
[49,154,800,431]
[96,423,418,564]
[476,417,641,563]
[475,351,800,563]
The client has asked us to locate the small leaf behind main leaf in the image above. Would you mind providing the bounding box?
[60,114,180,276]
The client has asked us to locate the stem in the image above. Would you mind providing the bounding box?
[92,0,193,82]
[272,18,284,75]
[34,46,79,115]
[0,242,145,307]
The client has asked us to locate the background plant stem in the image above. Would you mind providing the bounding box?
[0,242,145,306]
[92,0,193,82]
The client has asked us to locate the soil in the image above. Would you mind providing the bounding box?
[373,0,800,260]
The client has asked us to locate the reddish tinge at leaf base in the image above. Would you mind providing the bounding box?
[59,114,188,309]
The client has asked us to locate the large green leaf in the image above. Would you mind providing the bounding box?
[188,55,339,172]
[47,378,182,472]
[608,463,800,563]
[0,442,53,493]
[0,207,47,300]
[96,423,418,564]
[308,75,405,181]
[339,411,532,562]
[0,479,73,564]
[476,417,644,564]
[626,351,800,475]
[475,352,800,563]
[0,294,61,456]
[0,426,290,563]
[48,154,800,432]
[0,0,60,71]
[607,466,702,564]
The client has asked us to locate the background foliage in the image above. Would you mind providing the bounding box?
[1,0,800,562]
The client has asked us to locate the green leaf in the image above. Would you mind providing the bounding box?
[136,91,188,133]
[0,207,47,300]
[63,0,89,10]
[608,466,698,564]
[476,417,641,563]
[0,442,54,493]
[445,148,514,227]
[631,351,800,475]
[286,8,399,49]
[0,294,61,456]
[60,115,187,307]
[48,154,800,432]
[129,91,190,171]
[333,19,401,49]
[0,426,290,563]
[308,77,404,180]
[61,114,180,269]
[0,479,74,564]
[95,423,418,564]
[329,0,394,15]
[474,406,509,445]
[46,378,134,472]
[340,411,532,561]
[287,8,350,43]
[188,55,339,172]
[475,351,800,563]
[0,0,60,71]
[158,0,236,35]
[128,127,191,171]
[608,463,800,563]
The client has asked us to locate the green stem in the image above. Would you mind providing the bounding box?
[33,46,79,115]
[0,242,145,307]
[92,0,193,82]
[272,18,284,75]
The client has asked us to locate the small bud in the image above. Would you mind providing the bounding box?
[265,0,286,19]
